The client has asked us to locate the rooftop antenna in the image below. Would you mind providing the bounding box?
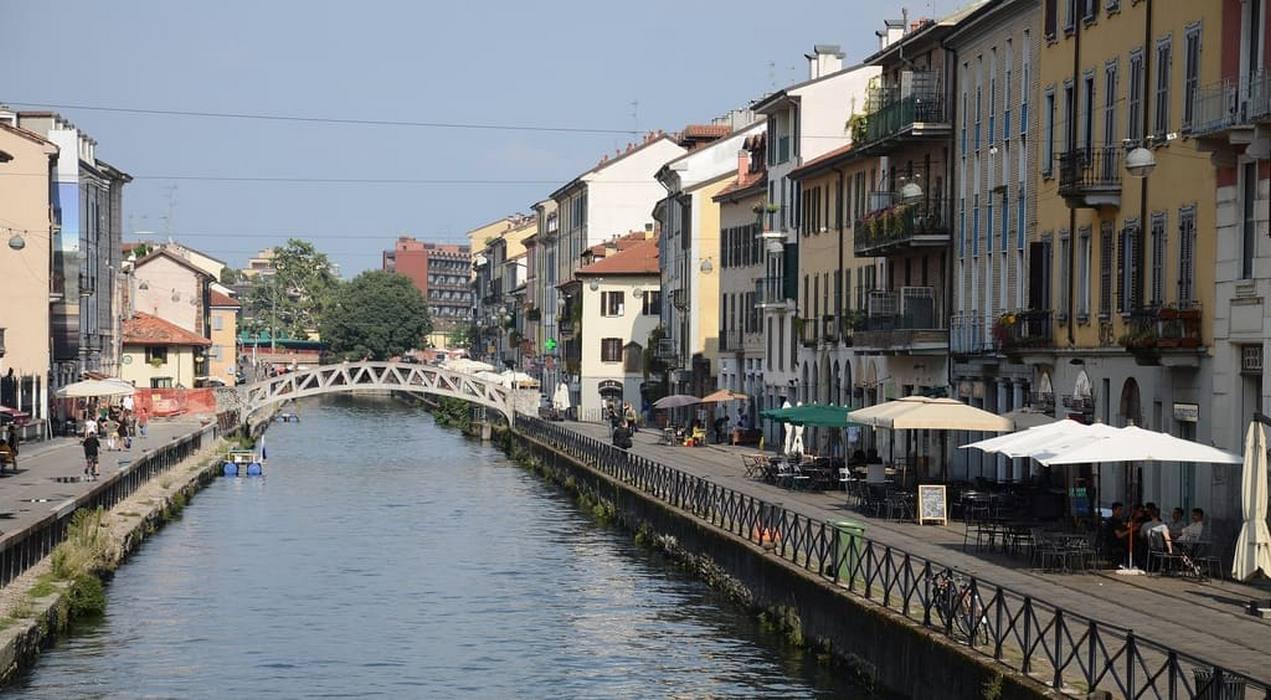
[768,61,776,90]
[629,99,639,134]
[163,184,178,238]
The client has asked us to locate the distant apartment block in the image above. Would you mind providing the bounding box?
[382,237,472,330]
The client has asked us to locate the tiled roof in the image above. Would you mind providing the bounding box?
[209,290,240,308]
[681,124,733,139]
[788,142,856,178]
[576,238,659,276]
[122,313,211,347]
[714,172,767,201]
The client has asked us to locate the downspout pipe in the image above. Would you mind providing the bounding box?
[1067,2,1081,346]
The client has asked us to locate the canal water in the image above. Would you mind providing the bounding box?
[13,396,867,698]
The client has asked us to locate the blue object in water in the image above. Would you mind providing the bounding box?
[246,462,263,476]
[222,462,238,477]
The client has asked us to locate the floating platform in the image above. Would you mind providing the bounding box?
[222,449,264,477]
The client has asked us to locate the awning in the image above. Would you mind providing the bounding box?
[54,378,135,399]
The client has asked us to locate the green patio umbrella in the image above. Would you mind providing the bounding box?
[785,403,859,427]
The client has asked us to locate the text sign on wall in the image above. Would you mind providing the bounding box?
[1172,402,1199,423]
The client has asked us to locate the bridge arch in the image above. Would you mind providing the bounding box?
[238,362,530,419]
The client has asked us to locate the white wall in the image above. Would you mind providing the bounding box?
[579,273,660,416]
[132,256,205,334]
[585,138,687,244]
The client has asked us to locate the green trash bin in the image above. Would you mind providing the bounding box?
[831,520,866,583]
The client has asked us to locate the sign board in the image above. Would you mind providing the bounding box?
[1172,402,1199,423]
[917,484,948,526]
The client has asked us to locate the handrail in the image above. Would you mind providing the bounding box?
[515,415,1265,699]
[0,419,222,588]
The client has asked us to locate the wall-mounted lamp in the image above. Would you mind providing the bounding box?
[139,280,150,290]
[7,233,25,251]
[699,258,714,273]
[588,278,601,291]
[171,289,181,302]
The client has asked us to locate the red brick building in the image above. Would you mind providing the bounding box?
[382,237,472,331]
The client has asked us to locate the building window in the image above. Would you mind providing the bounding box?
[1183,25,1202,129]
[1128,49,1144,142]
[1149,212,1166,307]
[1082,73,1095,155]
[989,50,997,146]
[1062,81,1075,153]
[1084,0,1099,22]
[1045,0,1057,39]
[641,290,660,315]
[1043,89,1056,175]
[958,198,967,257]
[1106,0,1119,12]
[1017,190,1026,250]
[1099,220,1114,318]
[1064,0,1077,34]
[150,377,173,389]
[1104,60,1118,147]
[975,60,983,151]
[601,338,622,363]
[1154,36,1172,137]
[987,200,995,253]
[1058,231,1071,321]
[145,346,168,365]
[211,314,223,331]
[1178,205,1197,302]
[1243,162,1258,280]
[601,290,624,317]
[972,195,981,256]
[1118,220,1141,312]
[1021,31,1031,136]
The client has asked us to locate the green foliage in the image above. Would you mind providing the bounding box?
[320,270,433,360]
[66,574,106,618]
[431,396,473,431]
[244,239,341,339]
[28,574,58,599]
[447,324,478,352]
[220,266,244,285]
[51,508,112,580]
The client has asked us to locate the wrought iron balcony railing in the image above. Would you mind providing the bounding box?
[1058,147,1121,207]
[1186,69,1271,136]
[854,195,949,256]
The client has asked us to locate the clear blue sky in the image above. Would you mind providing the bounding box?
[5,0,957,275]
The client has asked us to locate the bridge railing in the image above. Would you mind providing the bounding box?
[514,415,1265,700]
[0,421,220,589]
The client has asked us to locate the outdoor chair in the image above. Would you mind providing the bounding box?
[1183,540,1221,580]
[1146,531,1185,575]
[862,484,888,518]
[885,492,915,521]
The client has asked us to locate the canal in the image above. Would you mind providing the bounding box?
[13,396,867,698]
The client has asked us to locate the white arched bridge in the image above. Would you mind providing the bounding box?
[237,362,540,419]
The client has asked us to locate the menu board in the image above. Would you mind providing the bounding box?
[918,484,948,526]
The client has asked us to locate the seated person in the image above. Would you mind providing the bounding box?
[1138,504,1173,554]
[1100,502,1130,560]
[1167,507,1187,538]
[849,449,867,466]
[1178,508,1206,543]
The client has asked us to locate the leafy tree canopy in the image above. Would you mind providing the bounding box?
[244,239,340,339]
[321,271,432,360]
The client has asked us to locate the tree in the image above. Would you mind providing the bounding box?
[447,323,477,352]
[220,266,243,285]
[244,239,340,339]
[321,271,432,361]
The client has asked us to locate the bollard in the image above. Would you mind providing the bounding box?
[480,421,492,441]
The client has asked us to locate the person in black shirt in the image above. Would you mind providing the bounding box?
[82,433,101,480]
[612,420,633,450]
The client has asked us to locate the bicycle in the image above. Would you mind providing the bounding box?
[929,569,990,646]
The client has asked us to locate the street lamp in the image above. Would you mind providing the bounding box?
[1125,146,1156,178]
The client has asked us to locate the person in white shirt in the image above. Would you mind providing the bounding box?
[1178,508,1206,543]
[83,417,98,437]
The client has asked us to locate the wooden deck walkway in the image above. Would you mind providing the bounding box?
[564,420,1271,686]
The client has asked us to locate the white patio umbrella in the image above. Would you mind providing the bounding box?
[552,382,571,411]
[55,378,135,399]
[781,400,795,455]
[1039,425,1243,466]
[961,418,1086,455]
[1233,422,1271,581]
[1001,406,1058,430]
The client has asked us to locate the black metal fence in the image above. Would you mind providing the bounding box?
[0,420,222,589]
[515,415,1266,699]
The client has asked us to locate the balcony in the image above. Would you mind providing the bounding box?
[853,287,947,351]
[853,78,950,151]
[1119,305,1204,364]
[950,313,988,355]
[755,276,794,312]
[1058,147,1121,209]
[798,317,818,348]
[721,328,762,355]
[655,337,679,362]
[993,310,1053,352]
[1186,69,1271,144]
[854,194,950,256]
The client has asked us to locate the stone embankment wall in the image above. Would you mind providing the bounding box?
[505,429,1054,700]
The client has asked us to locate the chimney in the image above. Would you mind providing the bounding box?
[877,18,906,51]
[737,149,750,184]
[806,44,843,80]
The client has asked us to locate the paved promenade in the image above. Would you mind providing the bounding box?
[563,420,1271,685]
[0,419,209,542]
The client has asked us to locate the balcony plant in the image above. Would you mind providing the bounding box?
[1118,324,1161,365]
[843,309,868,332]
[751,200,781,215]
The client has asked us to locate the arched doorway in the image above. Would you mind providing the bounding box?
[1118,377,1142,427]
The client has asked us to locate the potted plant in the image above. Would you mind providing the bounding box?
[1118,324,1161,365]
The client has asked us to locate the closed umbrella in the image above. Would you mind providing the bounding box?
[781,400,795,455]
[1233,422,1271,581]
[652,394,702,410]
[552,383,571,411]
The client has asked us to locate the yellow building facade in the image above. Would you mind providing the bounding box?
[1032,0,1222,511]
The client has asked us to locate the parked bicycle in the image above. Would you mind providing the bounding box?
[929,569,989,646]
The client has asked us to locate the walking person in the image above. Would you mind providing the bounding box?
[623,402,638,432]
[82,431,101,481]
[5,421,18,468]
[103,415,119,451]
[137,409,149,438]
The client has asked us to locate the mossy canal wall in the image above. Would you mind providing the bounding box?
[495,426,1054,700]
